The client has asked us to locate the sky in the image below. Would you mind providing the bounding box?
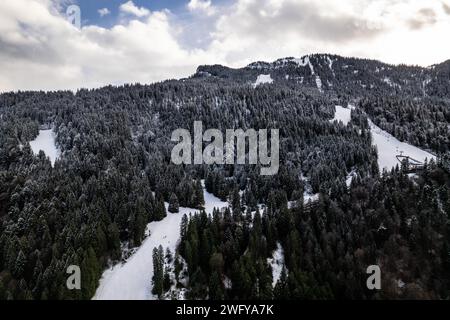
[1,0,450,92]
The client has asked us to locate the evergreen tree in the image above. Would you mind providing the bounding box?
[168,193,180,213]
[193,180,205,209]
[152,246,164,298]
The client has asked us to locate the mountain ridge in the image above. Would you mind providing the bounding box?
[194,54,450,98]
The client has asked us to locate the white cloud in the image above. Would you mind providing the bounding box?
[119,1,150,18]
[98,8,111,17]
[0,0,214,92]
[207,0,450,67]
[187,0,216,16]
[1,0,450,92]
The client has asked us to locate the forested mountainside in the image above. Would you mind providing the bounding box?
[0,54,449,300]
[195,54,450,98]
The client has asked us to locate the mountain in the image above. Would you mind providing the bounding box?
[194,54,450,98]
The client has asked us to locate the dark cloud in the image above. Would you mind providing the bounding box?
[407,8,437,30]
[0,22,63,65]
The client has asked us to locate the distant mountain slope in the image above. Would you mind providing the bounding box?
[194,54,450,98]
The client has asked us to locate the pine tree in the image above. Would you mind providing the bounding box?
[13,250,26,278]
[230,187,241,221]
[168,193,179,213]
[209,271,224,300]
[193,180,205,209]
[152,246,164,298]
[180,214,188,240]
[154,196,167,221]
[273,267,288,300]
[81,247,100,299]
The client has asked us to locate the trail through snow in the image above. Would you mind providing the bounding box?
[368,120,435,171]
[331,104,434,182]
[93,184,228,300]
[335,104,436,172]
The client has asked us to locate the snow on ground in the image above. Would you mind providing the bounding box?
[253,74,273,87]
[202,180,229,215]
[267,243,285,288]
[93,185,228,300]
[304,192,319,203]
[327,56,334,73]
[223,276,232,290]
[422,78,432,96]
[302,174,319,204]
[295,56,315,76]
[368,120,436,171]
[330,105,352,126]
[383,77,401,89]
[346,171,357,187]
[29,129,60,167]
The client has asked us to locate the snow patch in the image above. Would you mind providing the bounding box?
[301,174,319,204]
[267,243,285,288]
[346,171,357,187]
[304,192,319,204]
[383,77,401,89]
[327,56,334,73]
[253,74,273,87]
[29,129,60,167]
[330,105,352,126]
[422,78,431,96]
[223,276,232,290]
[295,56,315,75]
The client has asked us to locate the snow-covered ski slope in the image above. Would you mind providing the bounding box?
[368,120,435,171]
[29,129,60,166]
[330,104,435,172]
[93,185,228,300]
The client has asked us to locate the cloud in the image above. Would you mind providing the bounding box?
[443,2,450,15]
[206,0,450,67]
[1,0,450,92]
[119,1,150,18]
[407,8,437,30]
[187,0,216,16]
[0,0,214,92]
[98,8,111,17]
[222,0,383,43]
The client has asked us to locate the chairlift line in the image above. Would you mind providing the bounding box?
[396,154,425,172]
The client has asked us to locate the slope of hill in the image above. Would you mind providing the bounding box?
[194,54,450,98]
